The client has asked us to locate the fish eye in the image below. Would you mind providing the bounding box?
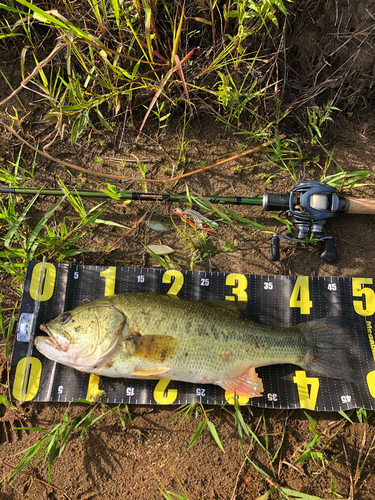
[59,313,71,324]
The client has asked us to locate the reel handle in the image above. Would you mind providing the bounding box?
[320,238,337,262]
[270,235,280,261]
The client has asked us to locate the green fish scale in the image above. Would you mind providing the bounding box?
[111,293,306,381]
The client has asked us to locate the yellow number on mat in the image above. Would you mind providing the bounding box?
[88,268,116,400]
[162,270,184,295]
[225,391,249,406]
[13,357,42,401]
[352,278,375,316]
[225,274,248,302]
[154,379,178,404]
[86,374,102,402]
[100,267,116,296]
[366,371,375,398]
[293,370,319,410]
[289,276,312,315]
[29,262,56,301]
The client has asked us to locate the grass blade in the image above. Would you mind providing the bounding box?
[172,1,184,60]
[143,3,153,63]
[236,407,267,452]
[109,0,120,28]
[26,196,66,254]
[47,431,60,483]
[143,244,169,269]
[187,418,207,449]
[4,191,41,248]
[337,410,354,424]
[278,488,326,499]
[174,54,193,116]
[137,66,174,136]
[16,0,102,43]
[245,454,272,480]
[207,421,225,453]
[59,420,77,457]
[9,436,49,479]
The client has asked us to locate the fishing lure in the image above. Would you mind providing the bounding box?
[173,208,218,233]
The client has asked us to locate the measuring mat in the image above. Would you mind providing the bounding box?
[10,261,375,410]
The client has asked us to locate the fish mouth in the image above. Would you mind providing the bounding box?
[39,323,72,352]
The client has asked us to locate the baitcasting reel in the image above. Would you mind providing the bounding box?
[262,181,347,263]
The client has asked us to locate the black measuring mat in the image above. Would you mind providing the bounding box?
[10,262,375,410]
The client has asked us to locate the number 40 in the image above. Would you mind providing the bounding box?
[290,276,312,315]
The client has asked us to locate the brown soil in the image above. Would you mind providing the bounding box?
[1,116,375,500]
[2,0,375,499]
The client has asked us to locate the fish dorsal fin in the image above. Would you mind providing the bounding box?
[196,299,262,322]
[136,294,261,322]
[167,294,250,317]
[220,366,264,398]
[125,335,178,363]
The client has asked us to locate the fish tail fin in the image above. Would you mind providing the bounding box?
[298,317,359,383]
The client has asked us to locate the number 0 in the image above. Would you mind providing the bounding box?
[13,357,42,401]
[29,262,56,301]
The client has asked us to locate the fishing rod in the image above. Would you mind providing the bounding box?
[0,186,264,206]
[2,181,375,262]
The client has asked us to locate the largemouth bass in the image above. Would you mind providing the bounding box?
[34,293,358,398]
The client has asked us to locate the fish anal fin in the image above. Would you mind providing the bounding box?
[125,335,178,363]
[220,366,264,398]
[131,367,170,377]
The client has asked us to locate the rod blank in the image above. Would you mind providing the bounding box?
[0,187,263,206]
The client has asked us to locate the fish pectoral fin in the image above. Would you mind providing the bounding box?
[125,335,178,363]
[131,367,170,377]
[220,366,264,398]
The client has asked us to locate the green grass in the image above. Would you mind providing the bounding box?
[0,0,290,144]
[168,401,364,500]
[0,299,16,358]
[2,396,372,499]
[0,0,301,279]
[0,402,130,484]
[0,186,102,282]
[168,403,224,452]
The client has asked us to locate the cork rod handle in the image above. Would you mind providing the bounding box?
[346,197,375,214]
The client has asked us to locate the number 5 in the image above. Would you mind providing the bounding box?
[352,278,375,316]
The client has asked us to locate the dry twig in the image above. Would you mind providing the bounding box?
[1,459,72,500]
[0,117,284,185]
[163,135,286,184]
[0,43,68,108]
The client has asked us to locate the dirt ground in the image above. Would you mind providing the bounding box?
[2,0,375,499]
[1,115,375,500]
